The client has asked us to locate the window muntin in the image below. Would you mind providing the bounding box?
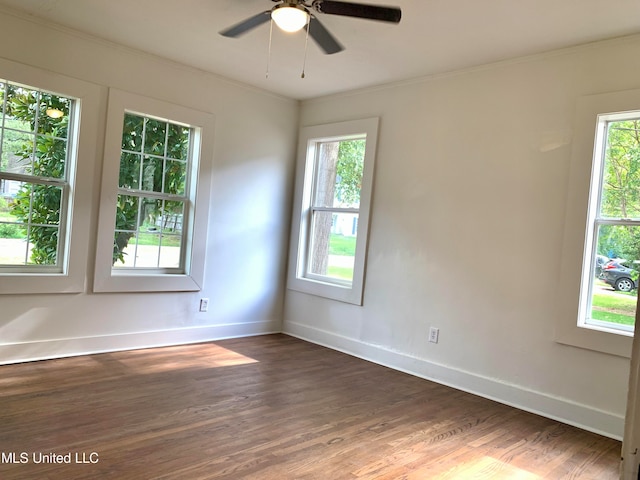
[0,81,75,272]
[112,113,193,272]
[304,138,364,285]
[581,115,640,336]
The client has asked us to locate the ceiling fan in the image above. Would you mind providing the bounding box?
[219,0,402,55]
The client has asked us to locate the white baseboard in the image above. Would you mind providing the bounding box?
[0,320,280,365]
[284,321,624,440]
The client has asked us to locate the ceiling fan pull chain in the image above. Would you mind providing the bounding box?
[266,18,274,78]
[301,18,311,79]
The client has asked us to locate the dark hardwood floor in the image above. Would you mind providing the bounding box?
[0,334,621,479]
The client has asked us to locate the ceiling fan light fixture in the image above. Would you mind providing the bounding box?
[271,5,309,33]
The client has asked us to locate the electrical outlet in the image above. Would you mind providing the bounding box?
[429,327,439,344]
[199,298,209,312]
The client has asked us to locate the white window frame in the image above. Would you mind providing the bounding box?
[556,89,640,358]
[287,118,378,305]
[93,89,214,293]
[0,58,100,294]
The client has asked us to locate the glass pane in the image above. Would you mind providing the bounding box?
[167,123,190,160]
[132,233,161,268]
[600,119,640,219]
[587,224,638,330]
[115,194,140,231]
[159,235,182,268]
[2,130,33,174]
[122,113,144,152]
[0,227,28,265]
[144,118,166,155]
[29,184,62,225]
[27,226,58,265]
[4,85,37,131]
[161,200,184,234]
[164,159,186,195]
[33,136,66,179]
[119,152,141,189]
[38,92,71,138]
[141,155,163,192]
[313,139,365,208]
[307,211,357,283]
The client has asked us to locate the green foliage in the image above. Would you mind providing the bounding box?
[4,84,69,265]
[335,139,365,206]
[0,222,24,239]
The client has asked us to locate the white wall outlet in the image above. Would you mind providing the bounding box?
[429,327,439,344]
[199,298,209,312]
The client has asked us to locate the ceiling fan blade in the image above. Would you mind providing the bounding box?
[313,0,401,23]
[308,16,344,55]
[219,11,271,38]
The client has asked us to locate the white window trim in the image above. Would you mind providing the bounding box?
[0,57,100,294]
[287,117,378,305]
[556,89,640,358]
[93,89,214,293]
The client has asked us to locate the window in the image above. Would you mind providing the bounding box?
[0,81,74,271]
[287,118,378,305]
[113,113,192,271]
[556,89,640,357]
[580,113,640,336]
[0,58,100,295]
[94,89,214,292]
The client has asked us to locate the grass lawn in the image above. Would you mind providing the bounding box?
[329,234,356,256]
[327,265,354,281]
[591,291,636,326]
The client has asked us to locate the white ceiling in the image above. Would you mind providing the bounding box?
[1,0,639,100]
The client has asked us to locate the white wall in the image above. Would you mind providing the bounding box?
[0,10,298,362]
[285,35,640,439]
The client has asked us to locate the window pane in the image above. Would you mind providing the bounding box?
[313,139,365,208]
[29,184,62,225]
[159,235,182,268]
[141,155,163,192]
[28,226,58,265]
[37,92,70,138]
[1,131,33,175]
[164,159,186,195]
[144,118,166,155]
[33,136,66,179]
[0,233,28,264]
[161,200,184,234]
[307,211,357,283]
[167,123,190,160]
[4,85,37,130]
[115,194,140,232]
[586,224,638,330]
[122,113,144,152]
[600,119,640,219]
[119,152,141,189]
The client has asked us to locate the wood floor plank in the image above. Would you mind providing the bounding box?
[0,334,621,479]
